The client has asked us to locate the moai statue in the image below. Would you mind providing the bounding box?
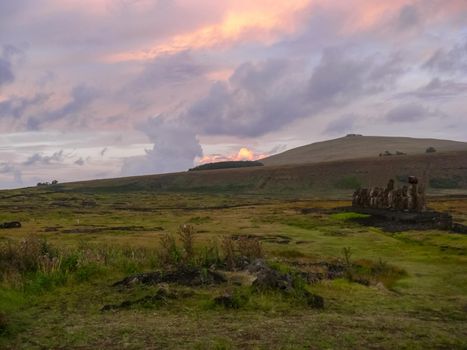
[370,187,377,208]
[401,185,409,211]
[416,183,426,212]
[352,190,357,207]
[407,176,419,212]
[386,179,395,209]
[377,187,385,208]
[362,188,370,207]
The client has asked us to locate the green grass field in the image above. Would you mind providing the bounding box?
[0,187,466,349]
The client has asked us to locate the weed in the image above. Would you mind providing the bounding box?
[342,247,353,281]
[178,224,196,262]
[237,236,263,261]
[159,233,181,266]
[221,237,236,270]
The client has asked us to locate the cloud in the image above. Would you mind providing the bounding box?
[23,150,66,166]
[121,117,203,176]
[384,103,434,123]
[0,162,23,189]
[424,38,467,74]
[182,50,404,138]
[399,78,467,99]
[0,94,50,120]
[74,157,85,166]
[396,4,419,30]
[0,45,22,87]
[26,85,99,130]
[184,59,308,137]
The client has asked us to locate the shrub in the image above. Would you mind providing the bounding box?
[158,233,181,266]
[237,236,263,261]
[426,146,437,153]
[352,258,407,289]
[0,236,59,278]
[178,224,196,262]
[341,247,353,281]
[221,237,236,270]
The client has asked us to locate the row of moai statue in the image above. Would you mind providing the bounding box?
[352,177,426,212]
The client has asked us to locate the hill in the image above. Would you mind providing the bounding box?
[39,150,467,198]
[261,135,467,166]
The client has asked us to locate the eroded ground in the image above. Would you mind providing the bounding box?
[0,189,466,349]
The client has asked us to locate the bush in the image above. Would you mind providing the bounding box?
[426,146,437,153]
[237,236,263,261]
[189,161,264,171]
[178,225,196,262]
[158,233,181,266]
[0,237,60,278]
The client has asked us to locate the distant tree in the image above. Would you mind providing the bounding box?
[51,180,58,185]
[426,146,437,153]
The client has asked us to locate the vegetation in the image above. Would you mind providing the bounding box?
[426,146,437,153]
[0,187,465,349]
[189,161,264,171]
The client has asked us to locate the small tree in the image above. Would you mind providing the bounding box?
[426,146,436,153]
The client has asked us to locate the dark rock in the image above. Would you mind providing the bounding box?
[0,221,21,229]
[247,260,293,292]
[112,267,226,287]
[213,293,243,309]
[303,290,325,309]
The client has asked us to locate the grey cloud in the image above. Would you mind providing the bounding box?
[400,78,467,99]
[396,5,419,30]
[424,39,467,73]
[0,94,49,119]
[74,158,85,166]
[23,150,65,166]
[133,51,206,89]
[185,59,308,137]
[0,45,22,86]
[100,147,108,157]
[384,103,434,123]
[183,50,404,138]
[121,117,203,176]
[27,85,98,130]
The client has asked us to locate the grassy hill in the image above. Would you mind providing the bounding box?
[261,135,467,166]
[43,150,467,198]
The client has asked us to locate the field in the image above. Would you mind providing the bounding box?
[0,186,466,349]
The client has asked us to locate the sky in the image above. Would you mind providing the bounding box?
[1,0,467,189]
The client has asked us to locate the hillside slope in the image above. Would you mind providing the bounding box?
[39,150,467,198]
[261,135,467,166]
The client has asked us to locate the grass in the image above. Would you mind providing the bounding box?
[0,187,466,349]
